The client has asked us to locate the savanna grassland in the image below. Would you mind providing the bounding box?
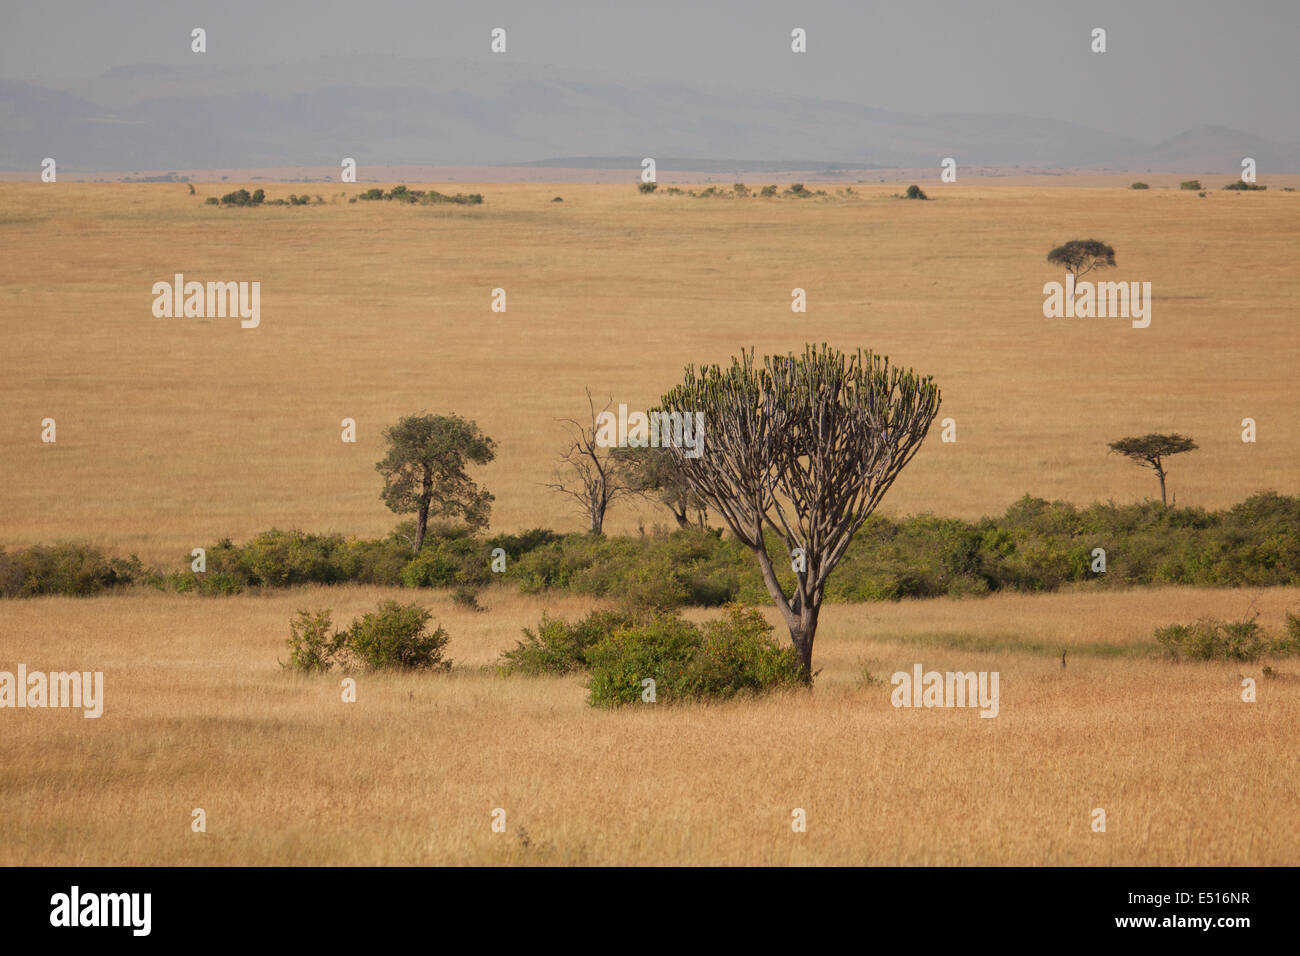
[2,585,1298,866]
[1,178,1298,865]
[1,179,1297,561]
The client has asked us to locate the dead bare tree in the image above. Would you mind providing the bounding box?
[545,389,635,535]
[659,344,941,679]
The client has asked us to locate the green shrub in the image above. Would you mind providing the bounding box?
[1130,182,1150,189]
[760,185,778,197]
[400,534,492,589]
[0,544,145,597]
[283,609,345,673]
[586,605,802,707]
[689,605,805,698]
[218,188,265,206]
[204,196,219,205]
[344,600,451,671]
[498,609,639,676]
[904,184,928,200]
[235,529,344,586]
[486,528,562,561]
[638,181,657,193]
[400,550,462,588]
[1222,181,1265,191]
[282,601,451,672]
[1180,180,1202,190]
[586,612,701,706]
[422,189,483,205]
[1154,616,1276,662]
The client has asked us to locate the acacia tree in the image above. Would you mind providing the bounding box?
[612,445,709,529]
[1108,433,1197,507]
[659,344,941,679]
[545,389,635,535]
[376,413,496,552]
[1046,239,1116,283]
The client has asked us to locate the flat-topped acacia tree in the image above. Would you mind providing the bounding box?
[1046,239,1116,283]
[658,344,942,679]
[1108,433,1198,507]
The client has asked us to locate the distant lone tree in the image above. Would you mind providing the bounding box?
[545,389,635,536]
[904,184,928,200]
[376,414,496,552]
[1107,433,1197,507]
[1046,239,1115,282]
[659,344,941,679]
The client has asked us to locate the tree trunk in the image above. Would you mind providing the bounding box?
[790,624,814,681]
[414,504,428,552]
[414,469,432,552]
[1157,468,1167,507]
[755,547,819,684]
[788,603,820,683]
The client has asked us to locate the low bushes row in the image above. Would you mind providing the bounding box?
[499,604,804,706]
[283,600,451,673]
[357,185,483,205]
[1154,611,1300,662]
[0,544,146,597]
[283,600,799,706]
[6,491,1300,603]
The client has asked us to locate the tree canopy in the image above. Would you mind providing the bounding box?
[376,413,496,551]
[1046,239,1116,280]
[1108,432,1197,507]
[657,344,941,677]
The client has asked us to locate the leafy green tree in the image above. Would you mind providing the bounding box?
[658,344,941,678]
[376,414,496,552]
[1108,433,1198,507]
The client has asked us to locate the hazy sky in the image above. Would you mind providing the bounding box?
[3,0,1297,143]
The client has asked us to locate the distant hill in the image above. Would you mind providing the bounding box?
[1,56,1296,172]
[1117,125,1300,176]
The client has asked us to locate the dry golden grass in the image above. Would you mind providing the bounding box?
[1,180,1297,566]
[1,585,1297,866]
[2,178,1297,866]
